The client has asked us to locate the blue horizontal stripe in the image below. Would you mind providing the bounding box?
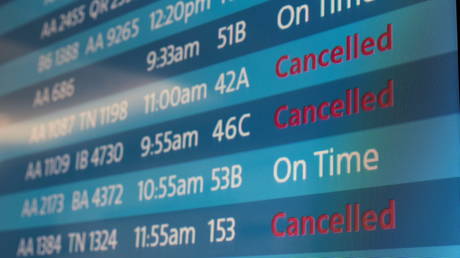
[0,0,77,35]
[227,245,460,258]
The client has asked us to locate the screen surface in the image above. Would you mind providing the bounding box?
[0,0,459,257]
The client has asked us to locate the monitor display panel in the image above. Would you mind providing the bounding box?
[0,0,459,257]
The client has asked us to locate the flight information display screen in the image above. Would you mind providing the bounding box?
[0,0,459,257]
